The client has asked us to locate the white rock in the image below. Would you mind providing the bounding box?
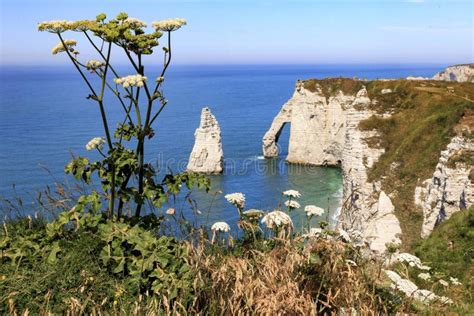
[187,107,224,174]
[262,80,400,252]
[415,136,473,238]
[432,64,474,82]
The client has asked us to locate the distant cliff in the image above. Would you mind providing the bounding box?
[432,64,474,82]
[263,76,474,252]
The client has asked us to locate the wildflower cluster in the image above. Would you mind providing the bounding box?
[114,74,148,88]
[51,39,77,55]
[85,137,105,151]
[395,253,431,270]
[152,18,187,32]
[211,222,231,233]
[86,59,105,70]
[305,205,324,217]
[224,192,245,209]
[261,211,293,229]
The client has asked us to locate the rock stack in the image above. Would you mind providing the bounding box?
[187,107,224,174]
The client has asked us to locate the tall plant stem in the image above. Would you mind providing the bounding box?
[98,42,116,217]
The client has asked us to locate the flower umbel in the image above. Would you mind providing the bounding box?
[86,137,105,151]
[284,200,301,209]
[305,205,325,217]
[261,211,293,229]
[152,18,187,32]
[211,221,230,233]
[51,39,77,55]
[86,59,105,70]
[282,190,301,198]
[114,75,148,88]
[224,193,245,209]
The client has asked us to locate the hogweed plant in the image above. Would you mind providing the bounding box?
[38,13,210,219]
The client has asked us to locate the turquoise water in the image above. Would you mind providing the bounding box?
[0,64,443,225]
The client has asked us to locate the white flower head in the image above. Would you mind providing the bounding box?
[51,39,77,55]
[395,253,430,270]
[242,209,264,219]
[261,211,293,229]
[449,277,461,286]
[225,192,245,208]
[305,205,324,217]
[166,208,175,215]
[85,137,105,151]
[283,189,301,198]
[86,59,105,70]
[114,74,147,88]
[38,20,73,33]
[418,273,431,281]
[211,221,230,233]
[345,259,357,267]
[152,18,187,32]
[123,17,147,28]
[284,200,301,209]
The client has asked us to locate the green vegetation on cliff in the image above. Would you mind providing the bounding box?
[304,78,474,248]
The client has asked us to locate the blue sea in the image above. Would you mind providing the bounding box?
[0,64,443,227]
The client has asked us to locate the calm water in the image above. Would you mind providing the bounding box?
[0,64,443,226]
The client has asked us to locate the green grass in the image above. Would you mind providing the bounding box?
[302,78,474,248]
[414,207,474,311]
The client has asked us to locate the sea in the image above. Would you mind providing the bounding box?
[0,64,443,228]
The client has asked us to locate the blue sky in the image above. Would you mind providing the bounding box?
[0,0,472,65]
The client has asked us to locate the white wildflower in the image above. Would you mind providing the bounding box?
[242,209,264,219]
[302,227,322,238]
[85,137,105,151]
[261,211,293,229]
[156,76,164,83]
[86,59,105,70]
[38,20,73,33]
[305,205,324,217]
[123,17,147,28]
[114,74,147,88]
[211,221,230,233]
[418,273,431,281]
[449,277,461,286]
[152,18,187,32]
[395,253,430,270]
[282,190,301,198]
[284,200,301,209]
[51,39,77,55]
[224,193,245,208]
[439,279,449,287]
[345,259,357,267]
[338,229,351,242]
[166,208,175,215]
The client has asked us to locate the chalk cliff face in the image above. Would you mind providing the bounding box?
[187,107,224,174]
[415,136,474,238]
[432,64,474,82]
[263,81,401,253]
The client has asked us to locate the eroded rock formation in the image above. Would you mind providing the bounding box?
[432,64,474,82]
[262,81,401,253]
[187,107,224,174]
[415,135,474,238]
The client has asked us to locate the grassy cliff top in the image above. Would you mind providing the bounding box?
[304,78,474,248]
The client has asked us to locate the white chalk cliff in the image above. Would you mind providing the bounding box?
[415,136,474,238]
[432,64,474,82]
[187,107,224,174]
[262,81,401,253]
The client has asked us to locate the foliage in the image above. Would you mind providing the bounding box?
[38,12,206,220]
[414,206,474,311]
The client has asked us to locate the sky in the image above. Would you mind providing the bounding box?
[0,0,473,65]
